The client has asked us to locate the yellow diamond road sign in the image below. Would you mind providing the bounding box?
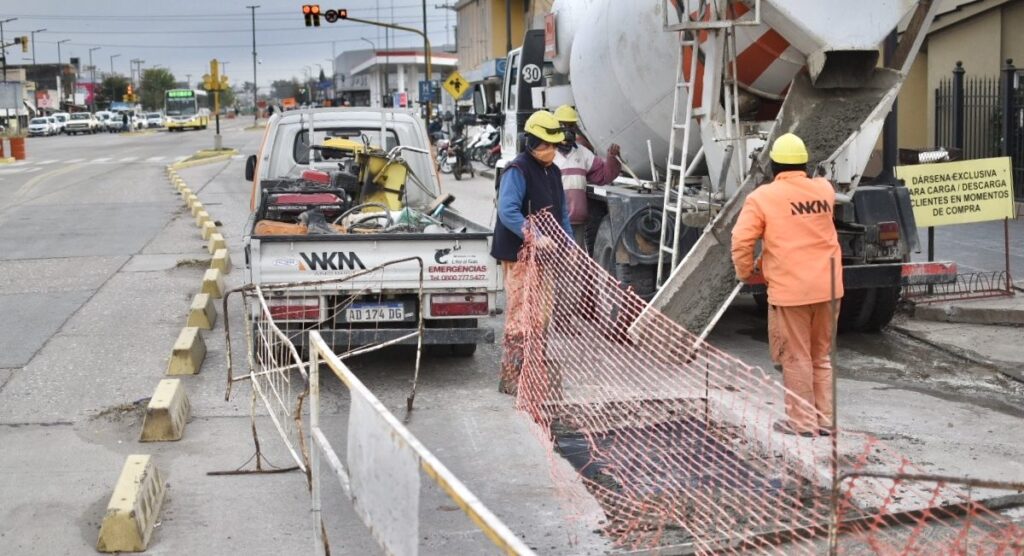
[443,71,469,99]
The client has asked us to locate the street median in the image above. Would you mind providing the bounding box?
[170,148,238,170]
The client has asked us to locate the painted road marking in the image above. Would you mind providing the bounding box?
[35,159,59,165]
[91,157,112,163]
[146,156,165,162]
[65,158,85,164]
[119,157,138,163]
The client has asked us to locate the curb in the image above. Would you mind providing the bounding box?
[96,455,167,552]
[0,156,15,164]
[169,148,238,170]
[187,293,218,329]
[480,169,495,180]
[167,326,206,375]
[890,324,1024,384]
[913,302,1024,326]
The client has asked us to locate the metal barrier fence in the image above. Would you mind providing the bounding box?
[505,211,1024,554]
[308,330,536,556]
[221,259,534,554]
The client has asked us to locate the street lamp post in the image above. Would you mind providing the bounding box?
[108,53,120,108]
[88,46,101,111]
[109,53,120,76]
[30,28,46,65]
[57,39,70,105]
[247,5,259,124]
[324,57,334,104]
[360,37,379,107]
[1,18,18,83]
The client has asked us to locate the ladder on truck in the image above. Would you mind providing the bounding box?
[656,0,760,288]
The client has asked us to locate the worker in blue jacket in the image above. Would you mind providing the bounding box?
[491,110,572,395]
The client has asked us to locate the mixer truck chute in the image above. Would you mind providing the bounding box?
[493,0,949,334]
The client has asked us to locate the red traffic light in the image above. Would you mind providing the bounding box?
[302,4,312,14]
[339,9,347,18]
[302,4,321,26]
[311,4,320,14]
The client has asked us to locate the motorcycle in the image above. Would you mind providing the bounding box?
[447,136,475,181]
[467,123,499,162]
[434,134,453,174]
[483,143,501,169]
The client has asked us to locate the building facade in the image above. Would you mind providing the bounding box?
[333,47,457,110]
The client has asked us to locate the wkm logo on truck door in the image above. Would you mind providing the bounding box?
[299,251,366,271]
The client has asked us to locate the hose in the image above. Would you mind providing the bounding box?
[332,202,394,232]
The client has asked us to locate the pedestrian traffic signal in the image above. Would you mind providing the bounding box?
[19,36,28,53]
[302,4,321,27]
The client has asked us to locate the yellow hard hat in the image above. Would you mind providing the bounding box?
[553,104,579,123]
[769,133,809,164]
[524,110,565,143]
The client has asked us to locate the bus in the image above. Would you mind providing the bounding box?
[164,89,210,131]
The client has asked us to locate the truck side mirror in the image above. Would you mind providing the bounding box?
[244,155,257,181]
[472,86,486,117]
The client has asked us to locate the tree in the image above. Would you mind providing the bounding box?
[270,78,301,101]
[95,75,130,109]
[140,68,177,110]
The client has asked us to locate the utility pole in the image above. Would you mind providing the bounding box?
[88,46,101,112]
[422,0,431,128]
[506,0,512,53]
[109,53,120,76]
[57,39,70,104]
[30,28,45,65]
[130,58,144,89]
[185,73,191,88]
[247,5,259,124]
[1,18,17,83]
[109,53,120,106]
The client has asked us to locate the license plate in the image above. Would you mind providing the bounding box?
[345,302,406,322]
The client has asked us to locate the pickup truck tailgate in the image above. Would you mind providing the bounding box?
[251,235,499,292]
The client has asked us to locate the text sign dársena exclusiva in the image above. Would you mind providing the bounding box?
[896,157,1015,227]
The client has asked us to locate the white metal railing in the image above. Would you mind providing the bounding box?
[308,330,536,556]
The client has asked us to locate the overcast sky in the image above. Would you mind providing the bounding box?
[3,0,456,89]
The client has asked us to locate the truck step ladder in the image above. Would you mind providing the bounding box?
[656,31,701,288]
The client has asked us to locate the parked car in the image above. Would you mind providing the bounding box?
[65,112,99,135]
[52,112,70,134]
[145,112,163,128]
[28,117,56,136]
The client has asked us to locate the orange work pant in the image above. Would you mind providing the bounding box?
[767,300,839,434]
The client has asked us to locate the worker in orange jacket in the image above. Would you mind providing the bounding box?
[731,133,844,437]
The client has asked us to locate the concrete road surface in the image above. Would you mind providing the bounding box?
[1,121,1021,555]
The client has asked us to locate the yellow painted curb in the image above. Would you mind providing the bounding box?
[140,379,191,442]
[201,220,217,240]
[179,187,192,201]
[96,455,167,552]
[167,326,206,375]
[169,149,238,170]
[195,209,211,227]
[201,268,225,299]
[190,201,204,217]
[187,293,217,329]
[0,156,17,164]
[185,194,199,209]
[211,248,232,274]
[207,233,226,255]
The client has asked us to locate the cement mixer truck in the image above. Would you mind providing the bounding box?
[484,0,951,334]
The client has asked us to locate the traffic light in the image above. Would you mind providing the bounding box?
[202,74,213,90]
[302,4,321,27]
[19,36,28,53]
[126,84,133,96]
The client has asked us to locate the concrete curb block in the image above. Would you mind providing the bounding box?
[201,220,217,240]
[140,379,191,442]
[913,302,1024,326]
[207,233,226,255]
[169,149,238,170]
[201,268,225,299]
[190,201,205,217]
[195,210,211,227]
[95,455,167,552]
[187,293,217,329]
[185,194,199,209]
[179,187,192,201]
[167,326,206,375]
[211,248,232,274]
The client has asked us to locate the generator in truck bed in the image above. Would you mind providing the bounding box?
[243,108,500,355]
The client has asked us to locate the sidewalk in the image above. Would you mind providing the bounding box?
[895,288,1024,383]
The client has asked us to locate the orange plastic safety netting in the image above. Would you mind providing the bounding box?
[502,211,1024,554]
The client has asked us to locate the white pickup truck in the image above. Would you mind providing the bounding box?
[243,108,500,355]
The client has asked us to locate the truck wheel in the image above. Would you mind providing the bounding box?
[838,288,874,333]
[862,286,900,332]
[592,216,657,298]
